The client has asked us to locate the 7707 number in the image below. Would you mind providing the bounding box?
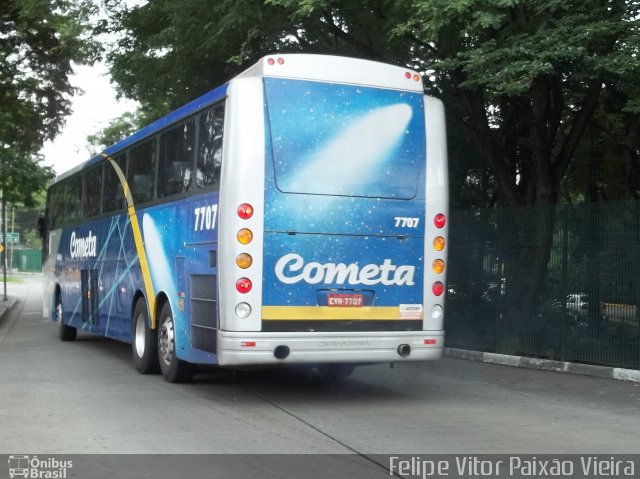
[394,217,420,228]
[194,204,218,231]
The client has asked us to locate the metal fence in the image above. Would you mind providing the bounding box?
[445,201,640,369]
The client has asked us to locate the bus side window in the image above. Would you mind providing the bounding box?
[83,165,103,218]
[197,104,224,190]
[158,120,195,198]
[103,154,127,213]
[50,185,63,228]
[65,176,83,225]
[128,140,156,204]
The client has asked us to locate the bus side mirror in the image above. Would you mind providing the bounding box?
[36,216,46,239]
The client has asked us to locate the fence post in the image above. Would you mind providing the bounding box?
[636,202,640,369]
[559,206,569,361]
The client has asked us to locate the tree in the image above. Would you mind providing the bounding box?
[101,0,640,322]
[0,150,54,208]
[1,0,94,207]
[1,0,95,154]
[102,0,639,206]
[99,0,417,119]
[1,0,93,294]
[86,111,145,154]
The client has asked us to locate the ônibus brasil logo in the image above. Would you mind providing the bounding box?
[69,230,97,259]
[275,253,415,286]
[8,455,73,479]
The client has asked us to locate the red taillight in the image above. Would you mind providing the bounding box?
[424,339,437,345]
[237,203,254,219]
[277,57,285,65]
[241,341,256,347]
[405,72,412,79]
[236,278,252,294]
[432,282,444,296]
[434,213,446,229]
[267,58,275,65]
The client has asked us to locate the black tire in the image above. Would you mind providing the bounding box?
[132,298,160,374]
[56,291,77,342]
[158,302,195,383]
[316,364,355,380]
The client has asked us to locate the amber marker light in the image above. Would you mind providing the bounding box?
[433,236,446,251]
[236,253,253,269]
[237,228,253,245]
[432,259,445,274]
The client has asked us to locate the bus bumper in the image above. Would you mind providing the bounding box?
[216,330,444,366]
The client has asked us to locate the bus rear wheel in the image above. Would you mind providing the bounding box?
[56,291,76,342]
[132,298,159,374]
[158,302,195,383]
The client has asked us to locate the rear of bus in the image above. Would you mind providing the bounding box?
[217,54,448,367]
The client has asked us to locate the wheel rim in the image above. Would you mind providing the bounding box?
[135,313,146,358]
[159,316,175,366]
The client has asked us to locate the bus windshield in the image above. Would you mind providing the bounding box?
[264,78,426,200]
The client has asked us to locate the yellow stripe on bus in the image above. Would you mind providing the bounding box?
[101,153,157,328]
[261,306,423,321]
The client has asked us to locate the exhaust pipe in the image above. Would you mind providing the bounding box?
[397,344,411,357]
[274,345,290,360]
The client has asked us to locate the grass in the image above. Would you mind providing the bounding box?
[2,276,23,284]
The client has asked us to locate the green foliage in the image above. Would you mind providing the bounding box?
[1,0,94,210]
[100,0,414,120]
[100,0,640,208]
[0,149,54,207]
[86,111,148,154]
[1,0,96,152]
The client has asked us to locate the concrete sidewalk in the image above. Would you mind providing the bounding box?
[0,296,17,321]
[0,272,41,321]
[444,347,640,383]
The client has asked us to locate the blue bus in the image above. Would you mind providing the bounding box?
[40,54,449,383]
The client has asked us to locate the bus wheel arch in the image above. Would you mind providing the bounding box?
[157,300,195,383]
[131,294,159,374]
[56,286,77,341]
[52,285,62,322]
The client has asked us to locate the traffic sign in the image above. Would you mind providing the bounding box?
[0,232,19,244]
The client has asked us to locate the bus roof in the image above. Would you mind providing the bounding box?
[239,54,424,93]
[53,54,423,183]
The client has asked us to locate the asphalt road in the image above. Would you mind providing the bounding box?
[1,274,639,464]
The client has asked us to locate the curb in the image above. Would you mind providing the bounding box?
[444,347,640,384]
[0,297,17,322]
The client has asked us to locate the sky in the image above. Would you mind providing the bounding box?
[40,62,138,177]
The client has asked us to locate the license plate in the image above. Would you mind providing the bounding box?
[327,293,364,307]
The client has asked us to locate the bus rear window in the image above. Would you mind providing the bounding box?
[264,78,426,199]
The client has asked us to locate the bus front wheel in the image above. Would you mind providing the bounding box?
[56,292,76,342]
[158,302,195,383]
[132,298,159,374]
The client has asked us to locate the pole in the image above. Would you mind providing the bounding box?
[2,189,7,301]
[8,205,14,271]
